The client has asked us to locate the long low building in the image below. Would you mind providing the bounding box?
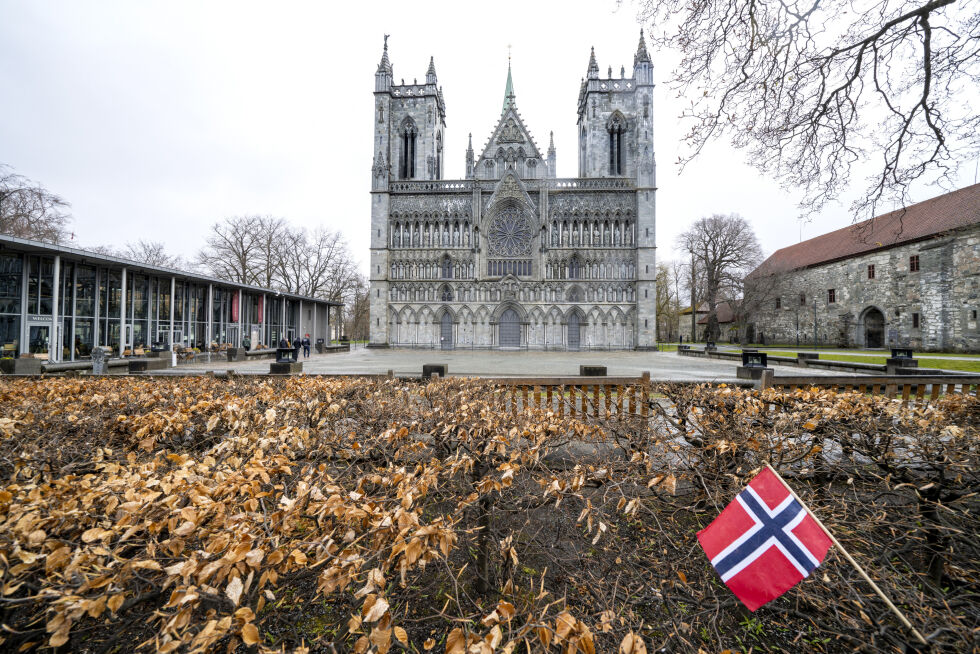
[0,234,342,362]
[745,184,980,351]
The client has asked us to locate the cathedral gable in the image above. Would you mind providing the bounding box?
[477,108,542,164]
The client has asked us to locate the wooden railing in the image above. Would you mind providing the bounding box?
[488,376,651,419]
[767,375,980,404]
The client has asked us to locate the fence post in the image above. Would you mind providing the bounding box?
[756,369,774,390]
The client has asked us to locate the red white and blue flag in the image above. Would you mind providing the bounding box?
[697,467,833,611]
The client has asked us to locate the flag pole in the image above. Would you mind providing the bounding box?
[764,464,929,647]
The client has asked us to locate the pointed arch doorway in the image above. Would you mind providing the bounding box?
[567,312,581,351]
[440,312,453,350]
[498,308,521,348]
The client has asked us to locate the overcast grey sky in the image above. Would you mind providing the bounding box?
[2,0,976,273]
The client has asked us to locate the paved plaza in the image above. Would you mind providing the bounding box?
[172,346,846,382]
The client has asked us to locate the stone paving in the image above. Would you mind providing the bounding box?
[170,346,847,382]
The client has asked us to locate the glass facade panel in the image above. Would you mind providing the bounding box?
[0,254,22,315]
[75,266,96,317]
[74,318,94,358]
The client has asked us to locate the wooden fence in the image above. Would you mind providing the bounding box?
[485,374,980,418]
[766,375,980,405]
[489,376,651,419]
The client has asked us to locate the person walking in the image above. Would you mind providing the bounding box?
[302,334,311,358]
[292,336,301,361]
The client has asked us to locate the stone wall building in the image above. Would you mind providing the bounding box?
[368,35,658,349]
[746,185,980,351]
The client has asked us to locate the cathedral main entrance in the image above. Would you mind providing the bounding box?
[498,308,521,348]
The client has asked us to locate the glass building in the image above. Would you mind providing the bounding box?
[1,235,341,361]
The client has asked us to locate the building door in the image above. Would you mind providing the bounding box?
[567,313,581,351]
[863,308,885,348]
[498,308,521,348]
[28,324,50,357]
[440,313,453,350]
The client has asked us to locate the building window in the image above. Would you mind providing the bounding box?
[910,254,920,272]
[607,112,626,175]
[973,309,978,320]
[775,297,781,310]
[867,264,875,279]
[912,312,920,329]
[828,289,836,303]
[440,285,453,302]
[442,255,452,279]
[399,120,417,179]
[799,292,806,306]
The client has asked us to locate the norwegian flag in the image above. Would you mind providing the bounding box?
[697,467,833,611]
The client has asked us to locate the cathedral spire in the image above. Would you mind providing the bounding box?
[548,131,555,155]
[426,56,438,84]
[501,54,516,115]
[634,29,651,66]
[587,46,599,79]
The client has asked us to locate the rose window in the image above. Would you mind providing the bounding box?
[487,208,533,257]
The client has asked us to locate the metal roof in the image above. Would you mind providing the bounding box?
[0,234,343,306]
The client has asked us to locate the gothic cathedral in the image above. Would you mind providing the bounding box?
[369,33,657,349]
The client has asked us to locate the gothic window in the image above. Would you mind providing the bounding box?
[399,119,417,179]
[607,112,626,175]
[485,159,495,178]
[442,255,452,279]
[488,207,534,257]
[569,255,582,280]
[568,286,581,302]
[440,285,453,302]
[436,132,443,179]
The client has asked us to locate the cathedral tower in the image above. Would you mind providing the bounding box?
[575,32,657,347]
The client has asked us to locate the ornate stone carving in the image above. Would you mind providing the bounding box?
[549,192,635,216]
[390,194,471,215]
[497,118,525,143]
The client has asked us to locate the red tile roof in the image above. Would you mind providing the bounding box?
[697,301,735,325]
[750,184,980,277]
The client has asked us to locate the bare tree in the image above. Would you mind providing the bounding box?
[343,275,370,341]
[635,0,980,219]
[0,165,71,243]
[677,214,764,341]
[196,215,287,286]
[120,240,185,268]
[655,262,683,342]
[198,217,363,324]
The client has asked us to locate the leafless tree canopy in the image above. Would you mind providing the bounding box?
[0,165,72,243]
[635,0,980,218]
[197,215,363,306]
[677,214,763,340]
[120,240,185,269]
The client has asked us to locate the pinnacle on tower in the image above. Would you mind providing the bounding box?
[547,131,556,156]
[467,132,474,152]
[377,34,392,74]
[501,57,516,115]
[426,56,438,84]
[587,46,599,79]
[634,29,651,65]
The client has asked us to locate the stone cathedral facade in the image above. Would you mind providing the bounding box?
[369,34,657,349]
